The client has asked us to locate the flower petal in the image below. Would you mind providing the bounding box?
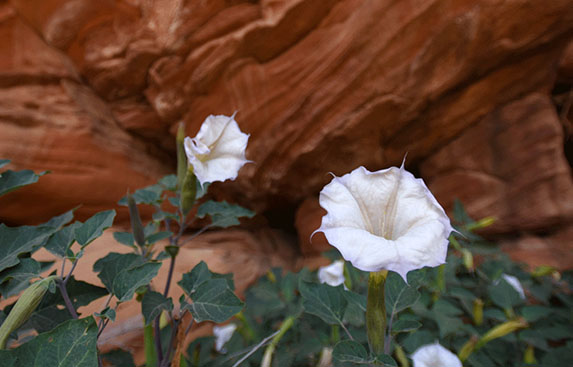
[184,114,250,186]
[411,342,462,367]
[317,165,452,279]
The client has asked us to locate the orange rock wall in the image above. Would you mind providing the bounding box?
[1,0,572,266]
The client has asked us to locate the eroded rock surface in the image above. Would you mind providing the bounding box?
[1,0,572,261]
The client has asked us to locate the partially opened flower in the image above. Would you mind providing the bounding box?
[501,274,526,299]
[184,114,250,186]
[411,342,462,367]
[315,164,452,281]
[213,323,237,353]
[318,260,345,287]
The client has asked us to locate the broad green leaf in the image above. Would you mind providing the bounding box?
[196,201,255,228]
[158,175,177,192]
[332,340,371,364]
[118,184,163,206]
[94,253,144,292]
[431,299,463,316]
[141,291,173,325]
[0,224,56,273]
[487,278,524,309]
[95,307,116,322]
[0,258,43,299]
[0,159,9,169]
[179,261,213,296]
[25,276,108,333]
[299,280,347,325]
[113,231,135,248]
[43,209,75,230]
[385,271,420,317]
[0,317,98,367]
[391,319,421,333]
[178,261,235,297]
[101,349,136,367]
[146,231,172,244]
[112,262,162,302]
[74,210,116,247]
[401,330,435,354]
[44,222,80,258]
[0,169,46,197]
[375,354,398,367]
[521,305,552,322]
[184,279,243,323]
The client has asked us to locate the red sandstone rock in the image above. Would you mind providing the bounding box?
[0,0,572,261]
[421,93,573,235]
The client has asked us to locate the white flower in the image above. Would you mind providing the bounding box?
[184,113,249,186]
[318,260,346,287]
[213,323,237,352]
[315,164,452,280]
[411,342,462,367]
[501,274,526,299]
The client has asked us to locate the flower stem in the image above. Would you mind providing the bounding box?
[57,278,78,319]
[366,270,388,356]
[261,316,296,367]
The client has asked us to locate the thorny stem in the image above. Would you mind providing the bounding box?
[57,278,78,319]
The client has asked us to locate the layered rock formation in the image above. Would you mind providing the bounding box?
[1,0,572,260]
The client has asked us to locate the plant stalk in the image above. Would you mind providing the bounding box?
[261,316,295,367]
[366,270,388,356]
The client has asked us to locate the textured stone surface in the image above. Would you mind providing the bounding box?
[421,93,573,235]
[1,0,572,225]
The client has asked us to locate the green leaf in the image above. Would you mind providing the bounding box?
[196,201,255,228]
[95,307,116,322]
[113,232,135,248]
[31,276,107,322]
[0,317,98,367]
[141,291,173,325]
[179,261,213,296]
[375,354,398,367]
[178,261,235,297]
[0,224,56,273]
[183,279,243,323]
[0,258,43,299]
[0,159,9,169]
[118,184,164,206]
[0,169,46,197]
[113,263,162,302]
[332,340,371,364]
[487,278,523,309]
[44,222,80,258]
[94,253,143,292]
[74,210,116,247]
[385,271,420,317]
[146,231,172,244]
[299,280,347,325]
[94,253,160,302]
[391,319,421,333]
[521,305,553,322]
[101,349,136,367]
[159,175,177,192]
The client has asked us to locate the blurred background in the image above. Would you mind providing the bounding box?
[0,0,572,270]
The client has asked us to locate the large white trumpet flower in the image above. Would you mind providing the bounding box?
[315,164,452,281]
